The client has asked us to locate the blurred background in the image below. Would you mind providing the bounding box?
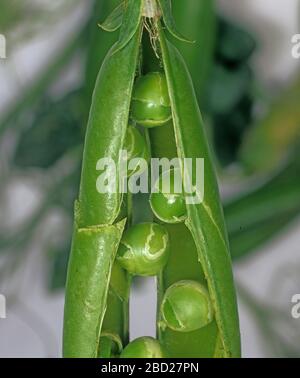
[0,0,299,357]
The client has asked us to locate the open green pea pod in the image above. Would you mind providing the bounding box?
[84,0,121,106]
[171,0,216,101]
[63,0,240,358]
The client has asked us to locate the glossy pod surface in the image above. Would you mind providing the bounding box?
[78,28,141,227]
[63,0,240,359]
[171,0,216,100]
[63,221,125,357]
[63,0,143,357]
[156,25,240,357]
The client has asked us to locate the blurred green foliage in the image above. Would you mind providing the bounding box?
[225,159,300,260]
[14,91,83,168]
[204,17,257,165]
[217,18,256,63]
[0,0,299,357]
[240,73,300,174]
[205,64,252,115]
[0,0,37,33]
[1,0,297,291]
[48,239,71,291]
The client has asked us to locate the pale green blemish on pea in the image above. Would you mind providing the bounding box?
[122,124,150,177]
[150,169,187,224]
[120,336,167,358]
[116,223,170,276]
[161,280,214,333]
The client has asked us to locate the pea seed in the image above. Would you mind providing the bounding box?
[161,280,214,332]
[131,72,172,128]
[117,222,170,276]
[150,169,187,223]
[120,337,166,358]
[123,125,150,177]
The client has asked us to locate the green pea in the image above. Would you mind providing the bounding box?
[131,72,172,128]
[123,125,150,177]
[116,223,170,276]
[120,337,167,358]
[161,280,214,332]
[150,169,187,223]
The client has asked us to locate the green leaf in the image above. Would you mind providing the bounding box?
[158,0,192,43]
[99,2,125,32]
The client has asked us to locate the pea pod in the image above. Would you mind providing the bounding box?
[63,0,240,358]
[148,21,240,358]
[63,1,143,357]
[85,0,121,106]
[171,0,216,101]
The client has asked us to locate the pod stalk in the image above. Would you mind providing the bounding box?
[142,0,161,19]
